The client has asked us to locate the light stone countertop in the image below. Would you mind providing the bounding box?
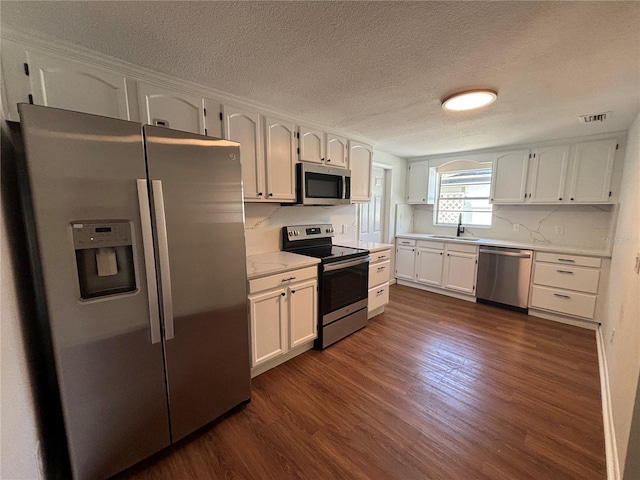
[338,240,394,253]
[395,233,612,258]
[246,251,320,280]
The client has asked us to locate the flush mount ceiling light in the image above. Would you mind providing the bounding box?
[442,90,498,112]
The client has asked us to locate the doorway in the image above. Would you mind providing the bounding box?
[359,166,386,243]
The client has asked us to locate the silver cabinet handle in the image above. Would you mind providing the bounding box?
[556,270,574,274]
[281,276,296,282]
[557,258,576,263]
[137,179,162,344]
[151,180,174,341]
[554,293,571,299]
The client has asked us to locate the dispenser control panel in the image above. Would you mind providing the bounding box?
[72,221,132,250]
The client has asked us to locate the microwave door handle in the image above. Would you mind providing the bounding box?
[136,179,161,344]
[151,180,175,341]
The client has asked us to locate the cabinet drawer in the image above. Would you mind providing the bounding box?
[530,285,597,319]
[249,266,317,294]
[368,282,390,311]
[369,260,391,288]
[446,242,479,254]
[417,240,445,250]
[396,238,416,246]
[371,249,391,264]
[535,252,602,268]
[533,263,600,294]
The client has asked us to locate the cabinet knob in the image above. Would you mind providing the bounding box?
[257,192,263,196]
[281,292,286,296]
[559,197,562,201]
[268,193,273,197]
[326,158,331,162]
[440,252,443,255]
[570,197,575,201]
[291,290,296,294]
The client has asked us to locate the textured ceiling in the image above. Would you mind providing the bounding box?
[1,1,639,157]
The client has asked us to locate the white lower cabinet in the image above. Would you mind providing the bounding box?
[529,252,603,321]
[396,237,478,300]
[368,248,391,317]
[443,248,478,295]
[248,266,317,375]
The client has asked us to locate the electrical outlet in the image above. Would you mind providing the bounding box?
[342,224,348,234]
[555,226,564,235]
[512,224,520,232]
[610,327,616,344]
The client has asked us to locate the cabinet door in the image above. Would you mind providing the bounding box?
[249,289,287,367]
[288,279,318,349]
[264,116,296,202]
[415,247,444,286]
[223,105,264,200]
[298,126,324,163]
[138,83,205,134]
[528,145,569,203]
[490,150,529,204]
[349,140,373,202]
[27,51,130,120]
[395,245,416,281]
[1,40,31,121]
[568,139,616,203]
[203,98,223,138]
[407,162,429,204]
[326,133,349,168]
[443,251,477,294]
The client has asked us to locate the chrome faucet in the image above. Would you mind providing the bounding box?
[456,213,465,237]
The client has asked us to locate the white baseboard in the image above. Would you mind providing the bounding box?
[596,326,621,480]
[396,279,476,302]
[528,308,599,330]
[250,341,314,378]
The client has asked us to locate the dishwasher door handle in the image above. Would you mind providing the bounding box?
[479,249,532,258]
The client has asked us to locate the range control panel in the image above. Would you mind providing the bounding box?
[284,224,335,241]
[72,221,132,250]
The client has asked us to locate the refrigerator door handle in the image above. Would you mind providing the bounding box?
[136,179,162,344]
[151,179,175,340]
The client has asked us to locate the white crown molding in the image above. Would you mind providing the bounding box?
[0,24,377,145]
[408,131,628,163]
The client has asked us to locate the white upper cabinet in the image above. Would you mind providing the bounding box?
[264,115,297,202]
[138,82,204,134]
[27,50,130,120]
[407,161,429,204]
[223,105,264,201]
[326,133,349,169]
[297,126,348,169]
[298,126,325,164]
[203,99,223,138]
[348,140,373,203]
[567,139,617,203]
[526,145,569,203]
[490,150,530,204]
[1,40,32,120]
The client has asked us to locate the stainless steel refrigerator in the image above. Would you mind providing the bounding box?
[16,104,251,479]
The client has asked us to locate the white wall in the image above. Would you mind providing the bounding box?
[602,110,640,477]
[0,193,43,479]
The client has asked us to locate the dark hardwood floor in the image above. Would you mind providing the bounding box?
[118,284,605,479]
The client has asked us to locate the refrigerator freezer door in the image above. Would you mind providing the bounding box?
[18,105,171,479]
[144,125,251,441]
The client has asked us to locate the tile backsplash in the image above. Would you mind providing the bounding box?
[397,203,616,251]
[244,203,358,255]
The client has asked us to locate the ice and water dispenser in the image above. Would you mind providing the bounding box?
[72,221,136,300]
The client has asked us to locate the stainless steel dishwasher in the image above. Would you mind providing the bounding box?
[476,246,533,312]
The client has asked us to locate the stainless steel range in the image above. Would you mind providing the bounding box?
[282,225,370,349]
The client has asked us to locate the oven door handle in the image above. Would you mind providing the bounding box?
[323,256,371,272]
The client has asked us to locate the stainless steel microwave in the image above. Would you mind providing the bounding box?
[296,162,351,205]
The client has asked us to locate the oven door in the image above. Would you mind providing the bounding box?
[321,256,370,325]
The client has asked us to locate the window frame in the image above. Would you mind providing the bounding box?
[434,167,493,227]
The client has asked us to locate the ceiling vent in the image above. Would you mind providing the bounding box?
[579,111,611,124]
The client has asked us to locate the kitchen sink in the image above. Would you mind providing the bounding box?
[427,235,481,241]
